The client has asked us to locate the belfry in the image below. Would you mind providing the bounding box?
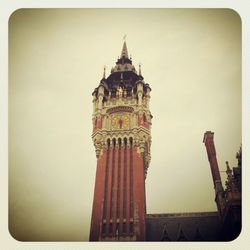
[89,41,152,241]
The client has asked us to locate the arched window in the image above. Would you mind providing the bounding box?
[107,138,111,147]
[124,137,127,146]
[112,138,116,147]
[118,138,122,147]
[129,137,133,146]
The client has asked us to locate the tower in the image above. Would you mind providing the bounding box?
[203,131,225,217]
[89,41,152,241]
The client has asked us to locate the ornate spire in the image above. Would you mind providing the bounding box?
[103,65,106,79]
[139,63,142,76]
[226,161,232,177]
[225,161,238,192]
[236,145,242,168]
[120,41,129,59]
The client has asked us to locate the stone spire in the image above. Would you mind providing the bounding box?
[225,161,239,192]
[120,41,129,59]
[102,65,106,79]
[236,146,242,167]
[139,63,142,76]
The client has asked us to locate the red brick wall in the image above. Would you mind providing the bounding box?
[90,142,146,241]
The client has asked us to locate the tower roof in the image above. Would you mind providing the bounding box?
[120,41,129,59]
[92,40,151,98]
[115,40,133,67]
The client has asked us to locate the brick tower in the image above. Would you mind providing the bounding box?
[89,41,152,241]
[203,131,225,217]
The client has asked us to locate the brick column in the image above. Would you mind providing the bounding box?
[132,146,146,241]
[89,147,107,241]
[112,144,119,235]
[105,143,114,235]
[203,131,225,217]
[119,143,125,234]
[126,143,131,234]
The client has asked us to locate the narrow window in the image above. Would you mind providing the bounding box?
[109,223,113,235]
[129,222,134,234]
[102,223,106,235]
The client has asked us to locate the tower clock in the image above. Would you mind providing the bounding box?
[111,114,130,130]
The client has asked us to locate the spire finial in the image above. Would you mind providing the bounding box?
[120,36,129,59]
[139,63,142,75]
[103,65,106,79]
[236,145,242,167]
[226,161,232,176]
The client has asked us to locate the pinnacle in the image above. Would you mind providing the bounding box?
[120,41,129,59]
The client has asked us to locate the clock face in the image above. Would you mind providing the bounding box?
[111,114,129,130]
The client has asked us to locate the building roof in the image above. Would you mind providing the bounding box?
[146,212,221,241]
[93,41,150,98]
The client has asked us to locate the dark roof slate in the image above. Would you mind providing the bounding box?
[146,212,221,241]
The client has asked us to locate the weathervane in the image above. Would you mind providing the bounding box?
[123,34,127,41]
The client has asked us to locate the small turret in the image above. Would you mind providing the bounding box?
[103,65,106,79]
[137,80,144,106]
[139,63,142,76]
[97,84,104,111]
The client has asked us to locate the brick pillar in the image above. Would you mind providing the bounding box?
[112,144,119,236]
[126,143,131,234]
[89,147,107,241]
[203,131,225,217]
[105,143,114,235]
[132,146,146,241]
[119,143,124,234]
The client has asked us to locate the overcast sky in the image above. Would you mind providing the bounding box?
[9,9,241,241]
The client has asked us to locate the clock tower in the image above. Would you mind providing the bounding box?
[89,41,152,241]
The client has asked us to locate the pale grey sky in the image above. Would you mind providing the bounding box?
[9,9,241,241]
